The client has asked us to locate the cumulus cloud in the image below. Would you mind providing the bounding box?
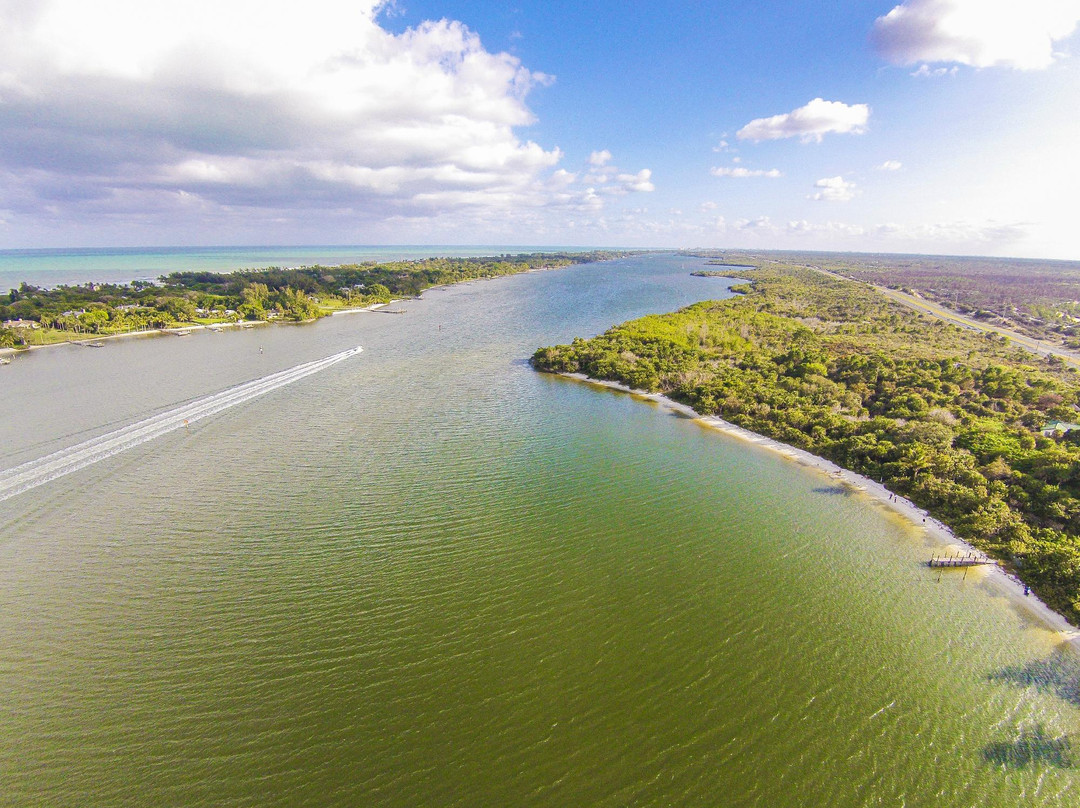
[616,169,655,193]
[811,176,858,201]
[582,154,655,194]
[710,166,782,178]
[0,0,636,239]
[872,0,1080,70]
[736,98,870,143]
[878,160,903,171]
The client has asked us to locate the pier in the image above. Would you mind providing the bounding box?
[928,553,997,568]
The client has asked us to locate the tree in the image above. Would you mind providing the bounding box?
[78,308,109,333]
[160,297,196,323]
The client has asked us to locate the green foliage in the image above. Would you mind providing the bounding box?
[533,265,1080,625]
[0,251,630,339]
[277,287,321,321]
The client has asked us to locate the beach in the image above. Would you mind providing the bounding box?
[0,301,398,359]
[564,372,1080,653]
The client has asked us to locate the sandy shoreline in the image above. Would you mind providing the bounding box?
[0,261,576,360]
[563,372,1080,653]
[0,301,398,359]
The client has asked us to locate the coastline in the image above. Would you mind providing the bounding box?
[0,301,396,358]
[561,371,1080,653]
[1,257,597,361]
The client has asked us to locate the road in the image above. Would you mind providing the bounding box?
[806,265,1080,370]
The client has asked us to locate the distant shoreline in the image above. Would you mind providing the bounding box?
[0,301,396,358]
[2,251,624,360]
[559,371,1080,653]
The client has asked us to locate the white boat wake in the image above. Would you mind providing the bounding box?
[0,345,362,503]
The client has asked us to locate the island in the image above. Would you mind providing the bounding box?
[532,261,1080,626]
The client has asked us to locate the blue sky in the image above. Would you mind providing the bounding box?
[1,1,1078,258]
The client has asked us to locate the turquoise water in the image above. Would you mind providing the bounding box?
[1,254,1078,806]
[0,244,592,291]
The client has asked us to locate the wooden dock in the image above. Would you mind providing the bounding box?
[928,553,997,568]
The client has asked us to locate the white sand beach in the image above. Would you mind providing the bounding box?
[0,300,402,359]
[564,372,1080,653]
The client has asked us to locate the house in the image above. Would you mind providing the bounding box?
[2,319,40,330]
[1041,421,1080,436]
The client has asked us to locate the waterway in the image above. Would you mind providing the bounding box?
[1,254,1078,806]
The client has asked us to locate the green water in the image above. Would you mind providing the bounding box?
[1,255,1078,806]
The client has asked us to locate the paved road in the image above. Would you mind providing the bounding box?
[807,265,1080,370]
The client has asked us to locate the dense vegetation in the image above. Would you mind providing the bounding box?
[685,249,1080,346]
[534,264,1080,624]
[823,254,1080,346]
[1,251,625,344]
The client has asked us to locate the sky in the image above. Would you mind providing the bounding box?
[0,0,1078,258]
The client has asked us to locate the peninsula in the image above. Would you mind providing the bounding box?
[533,261,1080,626]
[1,251,628,349]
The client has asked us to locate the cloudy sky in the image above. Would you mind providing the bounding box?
[1,0,1078,258]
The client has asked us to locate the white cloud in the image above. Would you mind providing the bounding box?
[589,150,613,167]
[878,160,903,171]
[710,166,782,178]
[811,176,858,202]
[910,64,959,77]
[582,154,654,194]
[872,0,1080,70]
[736,98,870,143]
[0,0,634,237]
[700,201,718,212]
[734,216,777,232]
[873,219,1030,243]
[548,169,577,188]
[787,220,867,236]
[616,169,655,193]
[712,140,732,152]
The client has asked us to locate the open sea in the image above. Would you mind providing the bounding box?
[0,245,589,291]
[1,252,1078,806]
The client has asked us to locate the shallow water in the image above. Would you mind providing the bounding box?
[1,254,1078,806]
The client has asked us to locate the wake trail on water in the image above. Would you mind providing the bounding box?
[0,345,363,503]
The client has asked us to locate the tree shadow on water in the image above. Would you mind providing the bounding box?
[982,725,1074,769]
[987,648,1080,707]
